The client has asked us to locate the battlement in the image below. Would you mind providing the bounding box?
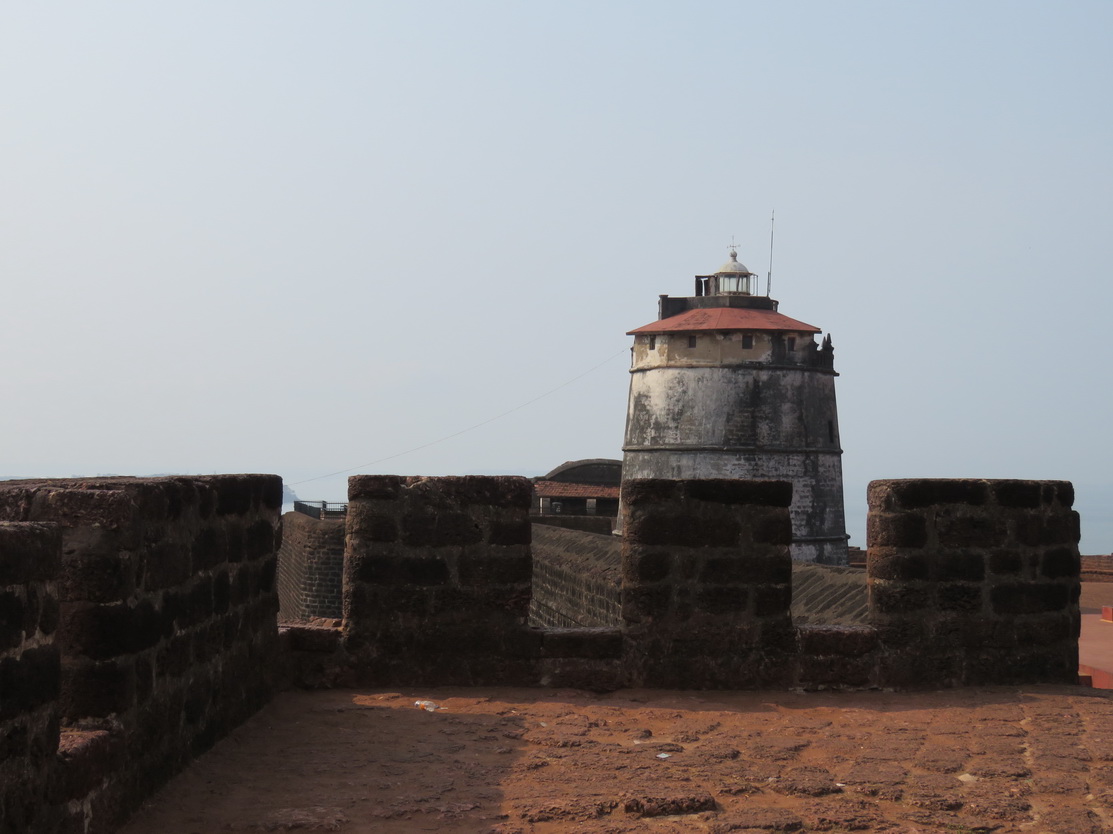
[284,474,1080,691]
[0,473,1083,832]
[0,475,282,833]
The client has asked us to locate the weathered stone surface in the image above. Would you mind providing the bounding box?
[342,475,536,686]
[0,475,281,834]
[797,625,878,656]
[879,479,991,510]
[621,479,796,688]
[0,522,60,585]
[347,475,402,501]
[540,627,623,659]
[867,511,927,548]
[993,480,1042,508]
[625,509,742,547]
[867,478,1079,687]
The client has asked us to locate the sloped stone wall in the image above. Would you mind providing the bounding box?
[529,514,614,535]
[277,511,344,620]
[529,524,621,628]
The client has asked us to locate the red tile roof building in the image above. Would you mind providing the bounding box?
[531,459,621,519]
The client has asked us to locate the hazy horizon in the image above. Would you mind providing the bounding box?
[3,2,1110,553]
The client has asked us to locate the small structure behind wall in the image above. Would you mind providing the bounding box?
[532,459,621,535]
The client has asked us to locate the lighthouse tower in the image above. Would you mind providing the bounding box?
[621,247,848,566]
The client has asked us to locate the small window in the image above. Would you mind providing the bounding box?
[786,337,796,352]
[741,333,754,349]
[688,335,697,348]
[648,336,656,350]
[828,420,835,443]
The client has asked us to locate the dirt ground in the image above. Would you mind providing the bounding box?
[119,684,1113,834]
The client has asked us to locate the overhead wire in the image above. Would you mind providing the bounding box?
[288,345,630,486]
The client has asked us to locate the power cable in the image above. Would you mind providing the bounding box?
[289,345,630,486]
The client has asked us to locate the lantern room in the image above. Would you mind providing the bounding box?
[694,246,759,297]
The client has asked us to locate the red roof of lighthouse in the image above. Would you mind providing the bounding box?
[627,307,822,335]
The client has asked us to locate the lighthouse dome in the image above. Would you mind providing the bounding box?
[715,248,755,276]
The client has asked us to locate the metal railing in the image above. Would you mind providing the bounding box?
[293,500,349,520]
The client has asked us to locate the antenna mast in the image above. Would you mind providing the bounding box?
[766,209,775,296]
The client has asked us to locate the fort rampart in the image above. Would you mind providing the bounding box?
[285,474,1081,692]
[0,522,60,834]
[866,478,1080,687]
[0,473,1083,832]
[0,475,281,833]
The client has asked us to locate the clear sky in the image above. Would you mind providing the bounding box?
[2,2,1111,553]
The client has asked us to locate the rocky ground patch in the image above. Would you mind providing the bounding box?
[120,686,1113,833]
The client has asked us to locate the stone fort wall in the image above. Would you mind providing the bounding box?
[0,522,60,834]
[277,511,344,620]
[529,524,621,628]
[0,472,1083,832]
[283,474,1080,692]
[0,475,281,834]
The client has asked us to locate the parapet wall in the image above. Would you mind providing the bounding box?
[0,475,282,833]
[867,478,1080,686]
[0,523,61,834]
[621,479,796,688]
[4,473,1080,831]
[286,475,1081,692]
[277,511,344,620]
[343,475,538,685]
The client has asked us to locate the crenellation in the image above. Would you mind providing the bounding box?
[0,472,1091,832]
[866,478,1080,688]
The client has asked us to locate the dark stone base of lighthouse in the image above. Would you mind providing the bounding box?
[622,448,848,566]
